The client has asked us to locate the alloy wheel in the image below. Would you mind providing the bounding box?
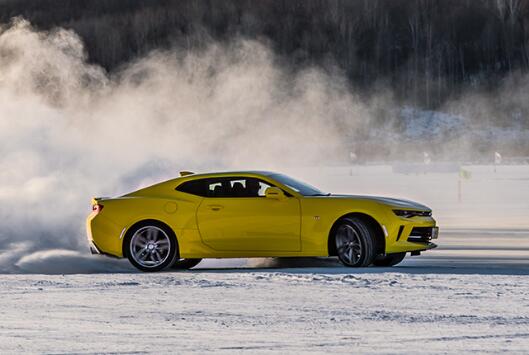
[129,226,171,268]
[335,224,363,265]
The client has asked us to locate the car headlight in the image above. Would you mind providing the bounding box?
[393,209,432,218]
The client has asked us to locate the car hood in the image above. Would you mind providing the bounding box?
[328,194,431,211]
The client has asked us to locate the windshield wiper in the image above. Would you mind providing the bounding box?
[309,193,331,196]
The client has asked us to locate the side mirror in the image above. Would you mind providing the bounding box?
[265,187,286,200]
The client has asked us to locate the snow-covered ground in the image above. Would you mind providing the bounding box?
[2,230,529,353]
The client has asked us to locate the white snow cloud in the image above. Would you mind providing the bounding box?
[0,19,372,272]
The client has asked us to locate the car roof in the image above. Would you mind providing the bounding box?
[127,171,283,196]
[182,170,279,179]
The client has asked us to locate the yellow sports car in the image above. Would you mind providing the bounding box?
[86,171,438,272]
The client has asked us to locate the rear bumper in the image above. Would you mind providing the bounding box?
[86,212,124,258]
[89,241,101,255]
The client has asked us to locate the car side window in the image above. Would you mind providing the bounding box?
[207,177,272,198]
[177,177,276,198]
[175,179,209,197]
[253,179,272,197]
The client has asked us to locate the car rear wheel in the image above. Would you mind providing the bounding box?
[372,252,406,267]
[171,258,202,270]
[334,217,376,267]
[124,222,178,272]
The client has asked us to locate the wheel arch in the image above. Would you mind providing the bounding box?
[121,218,180,258]
[327,212,385,257]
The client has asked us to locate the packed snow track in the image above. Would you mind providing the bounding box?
[1,230,529,353]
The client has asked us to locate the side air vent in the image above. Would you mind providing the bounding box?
[396,225,404,241]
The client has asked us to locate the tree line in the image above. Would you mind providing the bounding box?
[1,0,529,108]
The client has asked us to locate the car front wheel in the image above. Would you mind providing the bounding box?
[334,217,376,267]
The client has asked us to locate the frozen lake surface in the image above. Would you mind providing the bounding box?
[2,230,529,354]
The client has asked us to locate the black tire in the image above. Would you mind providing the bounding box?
[372,252,406,267]
[171,258,202,270]
[334,217,376,267]
[123,221,179,272]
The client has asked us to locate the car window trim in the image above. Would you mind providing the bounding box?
[176,176,293,198]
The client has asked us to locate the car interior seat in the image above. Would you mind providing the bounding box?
[232,182,245,197]
[245,179,261,197]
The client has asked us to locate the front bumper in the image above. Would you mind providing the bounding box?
[413,242,438,252]
[386,218,439,254]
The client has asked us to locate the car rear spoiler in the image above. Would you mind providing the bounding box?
[91,197,110,206]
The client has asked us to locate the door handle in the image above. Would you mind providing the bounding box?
[207,204,224,211]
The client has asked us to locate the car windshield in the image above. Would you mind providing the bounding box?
[269,173,328,196]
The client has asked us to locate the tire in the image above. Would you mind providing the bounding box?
[372,252,406,267]
[124,221,178,272]
[334,217,376,267]
[171,258,202,270]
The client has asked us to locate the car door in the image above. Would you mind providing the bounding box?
[196,177,301,252]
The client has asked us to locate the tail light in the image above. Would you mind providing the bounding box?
[92,204,104,214]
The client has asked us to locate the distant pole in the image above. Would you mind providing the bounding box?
[349,151,357,176]
[458,168,471,203]
[494,151,502,173]
[423,152,431,174]
[458,175,462,203]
